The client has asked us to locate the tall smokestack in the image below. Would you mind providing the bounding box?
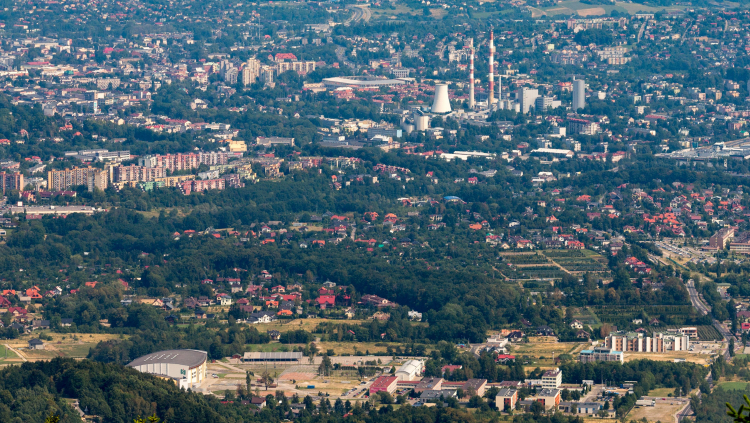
[469,38,475,109]
[488,28,495,109]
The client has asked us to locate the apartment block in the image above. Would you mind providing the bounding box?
[47,167,108,191]
[0,171,24,193]
[179,178,225,195]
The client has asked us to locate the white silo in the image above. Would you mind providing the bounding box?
[432,84,452,114]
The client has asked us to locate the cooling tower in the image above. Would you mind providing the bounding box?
[432,84,452,114]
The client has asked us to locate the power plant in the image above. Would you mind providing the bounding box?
[432,83,452,114]
[488,28,495,109]
[468,38,475,110]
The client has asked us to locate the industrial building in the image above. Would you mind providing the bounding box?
[395,359,424,381]
[241,352,303,363]
[321,76,407,89]
[573,79,586,111]
[127,349,208,389]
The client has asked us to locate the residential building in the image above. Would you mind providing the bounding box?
[535,388,561,410]
[47,167,108,191]
[495,388,518,411]
[0,171,23,193]
[605,331,690,352]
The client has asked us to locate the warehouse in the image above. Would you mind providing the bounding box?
[127,349,207,389]
[394,359,424,381]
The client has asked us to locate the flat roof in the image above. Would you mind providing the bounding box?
[242,352,303,360]
[127,349,207,368]
[322,76,406,87]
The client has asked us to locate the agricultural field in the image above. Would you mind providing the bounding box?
[255,318,371,334]
[501,265,568,280]
[540,0,686,17]
[500,253,550,265]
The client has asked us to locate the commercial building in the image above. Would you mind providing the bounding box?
[47,167,108,191]
[395,359,423,381]
[0,171,23,193]
[495,388,518,411]
[530,148,575,158]
[541,368,562,389]
[579,347,624,364]
[370,376,398,394]
[322,76,407,89]
[127,349,208,389]
[256,136,295,147]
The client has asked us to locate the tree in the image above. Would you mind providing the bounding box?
[319,355,333,376]
[530,400,545,416]
[246,370,253,392]
[260,370,274,390]
[133,415,161,423]
[727,395,750,423]
[44,415,60,423]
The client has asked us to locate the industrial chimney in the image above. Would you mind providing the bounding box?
[432,84,452,114]
[469,38,475,110]
[488,28,495,109]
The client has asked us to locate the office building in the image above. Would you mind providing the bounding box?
[579,347,624,364]
[573,79,585,111]
[518,87,539,114]
[541,368,562,389]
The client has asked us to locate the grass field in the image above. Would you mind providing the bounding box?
[0,345,19,362]
[648,387,676,397]
[255,318,370,334]
[718,381,750,391]
[511,341,587,367]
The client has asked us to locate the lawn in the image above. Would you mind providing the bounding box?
[0,344,18,362]
[256,318,370,334]
[624,351,710,365]
[648,387,677,397]
[511,341,587,367]
[719,381,750,391]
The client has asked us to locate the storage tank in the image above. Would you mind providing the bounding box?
[415,114,430,131]
[431,84,452,114]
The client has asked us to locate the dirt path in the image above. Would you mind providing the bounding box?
[5,344,26,362]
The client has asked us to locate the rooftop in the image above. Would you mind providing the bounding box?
[127,349,207,368]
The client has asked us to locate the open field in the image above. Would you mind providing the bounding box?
[316,341,403,356]
[718,381,750,391]
[7,333,124,361]
[511,341,588,366]
[624,351,711,365]
[647,387,676,397]
[541,0,687,16]
[255,318,371,334]
[627,401,685,423]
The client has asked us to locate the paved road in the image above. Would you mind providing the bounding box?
[686,279,711,316]
[344,5,370,25]
[637,21,647,43]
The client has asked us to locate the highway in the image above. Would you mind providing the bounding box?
[344,5,371,25]
[686,279,711,316]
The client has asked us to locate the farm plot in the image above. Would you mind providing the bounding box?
[553,257,609,272]
[500,253,550,265]
[501,265,568,280]
[543,250,587,258]
[591,305,696,325]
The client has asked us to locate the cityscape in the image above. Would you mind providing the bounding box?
[0,0,749,423]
